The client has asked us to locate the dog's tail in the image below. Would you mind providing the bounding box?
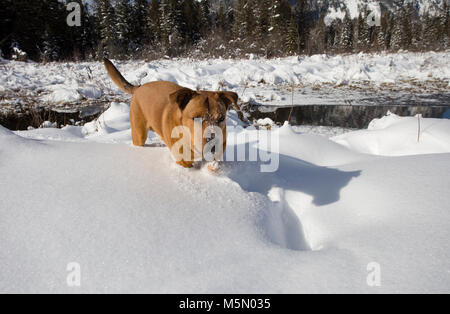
[103,58,139,94]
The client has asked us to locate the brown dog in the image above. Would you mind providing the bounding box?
[104,58,238,168]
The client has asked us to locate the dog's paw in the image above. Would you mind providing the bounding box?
[207,161,221,174]
[177,160,194,168]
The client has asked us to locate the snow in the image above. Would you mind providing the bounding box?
[1,51,448,107]
[333,112,450,156]
[42,85,82,104]
[1,104,450,293]
[256,118,276,126]
[324,6,347,26]
[324,0,445,26]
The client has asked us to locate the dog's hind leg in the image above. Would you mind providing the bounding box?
[130,100,148,147]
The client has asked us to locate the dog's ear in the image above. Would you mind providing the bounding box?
[170,88,198,111]
[218,91,239,110]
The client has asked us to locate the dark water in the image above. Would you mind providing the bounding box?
[0,106,103,130]
[1,102,449,131]
[246,104,450,129]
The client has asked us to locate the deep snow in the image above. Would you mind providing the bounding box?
[1,105,450,293]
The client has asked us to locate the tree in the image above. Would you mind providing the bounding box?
[339,10,353,51]
[325,20,339,51]
[199,0,212,35]
[439,0,449,48]
[1,0,448,61]
[294,0,313,53]
[399,5,413,49]
[374,11,390,51]
[390,13,402,50]
[115,0,132,56]
[286,16,299,55]
[355,8,371,51]
[0,0,14,58]
[233,0,254,41]
[148,0,162,45]
[254,0,270,45]
[64,0,96,60]
[215,2,228,32]
[422,13,440,50]
[131,0,150,49]
[97,0,117,58]
[268,0,291,56]
[181,0,201,45]
[159,0,183,55]
[309,16,327,54]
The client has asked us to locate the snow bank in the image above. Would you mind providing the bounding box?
[1,51,448,104]
[2,106,450,293]
[333,112,450,156]
[42,85,82,104]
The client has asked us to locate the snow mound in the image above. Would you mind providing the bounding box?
[77,85,102,99]
[0,124,31,145]
[82,102,131,139]
[0,124,11,136]
[274,123,365,166]
[42,85,82,104]
[333,113,450,156]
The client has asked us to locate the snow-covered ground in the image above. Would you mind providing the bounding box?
[1,51,449,113]
[1,103,450,293]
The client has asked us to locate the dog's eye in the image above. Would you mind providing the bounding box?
[218,117,225,124]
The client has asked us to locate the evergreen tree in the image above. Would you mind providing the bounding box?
[0,0,14,58]
[115,0,132,56]
[400,6,412,49]
[339,10,353,51]
[286,16,299,55]
[374,11,390,51]
[64,0,95,60]
[406,4,421,50]
[1,0,448,61]
[148,0,162,45]
[390,19,401,50]
[97,0,117,58]
[233,0,254,41]
[40,0,65,61]
[355,8,371,51]
[11,1,36,58]
[159,0,183,55]
[439,0,449,48]
[410,14,422,50]
[268,0,291,56]
[131,0,150,49]
[181,0,201,45]
[294,0,313,53]
[422,13,440,50]
[215,2,228,33]
[309,16,327,54]
[199,0,212,35]
[325,20,339,51]
[254,0,270,45]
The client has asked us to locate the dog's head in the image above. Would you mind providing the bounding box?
[169,88,238,158]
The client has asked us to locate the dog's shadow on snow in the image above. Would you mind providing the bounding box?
[221,142,361,251]
[223,142,361,207]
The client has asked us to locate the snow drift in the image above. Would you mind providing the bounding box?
[333,112,450,156]
[1,108,450,293]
